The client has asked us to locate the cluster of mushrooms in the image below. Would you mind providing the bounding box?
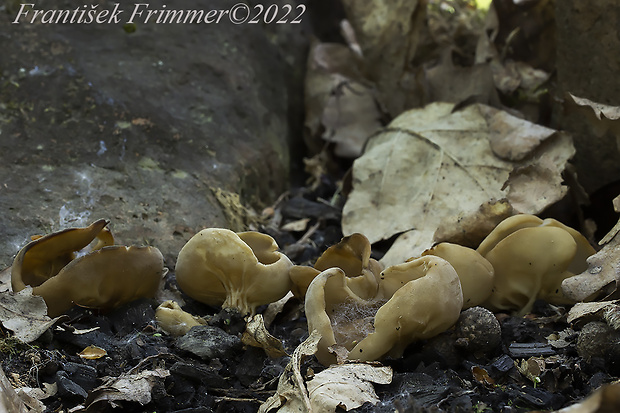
[10,214,596,366]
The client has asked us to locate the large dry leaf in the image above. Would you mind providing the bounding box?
[306,364,392,411]
[424,49,500,107]
[0,288,60,343]
[342,102,574,264]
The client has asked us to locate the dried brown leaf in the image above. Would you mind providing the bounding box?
[85,369,170,408]
[341,0,427,116]
[343,102,574,264]
[258,330,320,413]
[304,43,381,158]
[567,300,620,330]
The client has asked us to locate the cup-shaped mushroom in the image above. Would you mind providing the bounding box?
[305,256,463,366]
[478,215,596,315]
[351,256,463,362]
[10,220,164,317]
[477,214,544,256]
[422,243,494,308]
[11,219,113,293]
[175,228,293,316]
[482,226,579,314]
[289,233,382,299]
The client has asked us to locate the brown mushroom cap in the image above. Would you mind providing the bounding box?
[34,246,164,317]
[11,220,164,317]
[289,233,382,300]
[477,214,543,257]
[422,243,494,308]
[175,228,293,316]
[11,219,112,292]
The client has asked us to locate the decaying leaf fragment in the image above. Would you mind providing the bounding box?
[306,363,392,412]
[259,330,320,413]
[342,102,574,264]
[304,42,382,158]
[566,93,620,140]
[562,234,620,302]
[259,330,392,413]
[242,314,288,358]
[83,368,170,409]
[567,301,620,330]
[340,0,427,116]
[0,288,60,343]
[0,364,27,413]
[78,345,108,360]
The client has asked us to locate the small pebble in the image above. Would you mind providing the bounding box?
[576,321,620,368]
[455,306,502,354]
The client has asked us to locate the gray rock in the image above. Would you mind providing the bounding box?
[55,370,88,399]
[176,325,241,360]
[0,0,309,268]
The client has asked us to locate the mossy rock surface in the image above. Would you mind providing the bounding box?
[0,0,308,266]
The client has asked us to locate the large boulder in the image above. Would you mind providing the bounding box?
[0,0,308,266]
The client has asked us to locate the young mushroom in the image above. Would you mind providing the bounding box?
[155,300,207,336]
[175,228,293,316]
[477,215,596,315]
[305,255,463,366]
[289,233,382,300]
[11,220,165,317]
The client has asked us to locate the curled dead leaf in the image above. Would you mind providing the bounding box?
[242,314,288,358]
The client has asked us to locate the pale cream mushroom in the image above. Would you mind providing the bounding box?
[289,233,382,300]
[175,228,293,316]
[478,215,596,315]
[422,243,494,308]
[305,255,463,366]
